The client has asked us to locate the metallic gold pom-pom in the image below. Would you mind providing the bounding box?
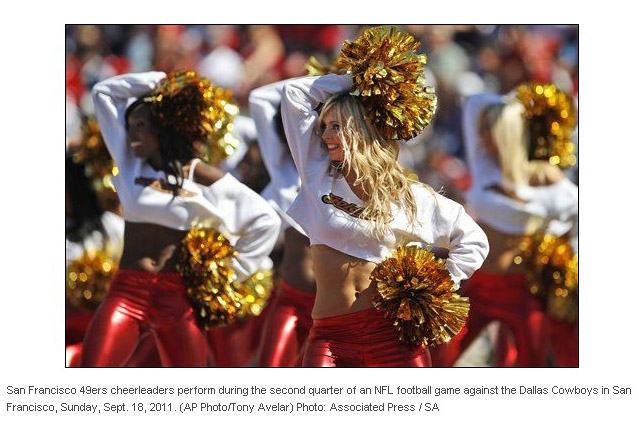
[518,234,578,322]
[72,117,119,207]
[305,56,345,77]
[145,70,240,165]
[336,26,438,141]
[178,227,241,328]
[370,245,469,346]
[66,249,117,310]
[517,83,577,168]
[233,269,274,318]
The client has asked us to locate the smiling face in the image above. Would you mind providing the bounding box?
[320,108,345,162]
[126,103,161,160]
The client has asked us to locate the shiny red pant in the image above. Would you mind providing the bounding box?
[494,317,578,367]
[547,319,578,367]
[431,271,545,367]
[256,281,315,367]
[207,311,270,367]
[303,308,431,367]
[81,269,207,367]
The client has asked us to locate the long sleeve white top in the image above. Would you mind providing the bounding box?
[92,72,281,280]
[462,93,578,241]
[280,74,489,286]
[249,79,306,236]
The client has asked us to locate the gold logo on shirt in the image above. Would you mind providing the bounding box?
[321,193,364,219]
[135,177,197,197]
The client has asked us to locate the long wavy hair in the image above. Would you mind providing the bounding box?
[483,100,557,190]
[125,99,197,194]
[318,93,420,238]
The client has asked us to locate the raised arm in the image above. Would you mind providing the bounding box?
[201,174,281,281]
[91,72,166,169]
[280,74,353,181]
[249,79,298,186]
[462,93,504,190]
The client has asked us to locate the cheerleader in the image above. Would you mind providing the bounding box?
[249,81,316,367]
[82,71,280,367]
[65,118,124,367]
[278,27,489,367]
[432,85,578,367]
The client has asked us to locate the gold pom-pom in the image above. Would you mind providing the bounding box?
[518,234,578,322]
[66,249,117,310]
[370,245,469,346]
[336,26,437,141]
[72,117,119,207]
[305,56,344,77]
[517,83,577,168]
[178,227,241,328]
[234,269,274,318]
[146,70,240,165]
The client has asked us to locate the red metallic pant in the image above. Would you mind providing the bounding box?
[494,317,578,367]
[431,271,545,367]
[81,269,207,367]
[303,308,431,367]
[547,319,578,367]
[207,311,270,367]
[256,281,315,367]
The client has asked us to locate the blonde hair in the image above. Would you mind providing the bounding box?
[485,100,555,190]
[318,94,419,238]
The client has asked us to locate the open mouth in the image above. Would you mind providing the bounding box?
[326,144,340,152]
[130,141,143,149]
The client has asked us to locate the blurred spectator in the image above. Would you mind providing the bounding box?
[66,24,578,224]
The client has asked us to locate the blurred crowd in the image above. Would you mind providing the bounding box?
[66,25,578,198]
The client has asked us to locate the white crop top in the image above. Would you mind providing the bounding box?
[462,93,578,242]
[249,79,306,236]
[92,72,282,281]
[280,74,490,286]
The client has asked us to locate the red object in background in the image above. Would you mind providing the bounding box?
[66,310,94,346]
[275,25,341,52]
[66,56,85,103]
[434,270,577,367]
[494,325,518,367]
[105,55,130,76]
[521,32,560,83]
[157,25,184,45]
[439,155,472,192]
[546,318,578,367]
[430,271,547,367]
[430,151,472,192]
[493,317,578,367]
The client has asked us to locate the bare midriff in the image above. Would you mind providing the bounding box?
[119,222,188,273]
[478,222,527,274]
[280,227,315,293]
[310,244,377,319]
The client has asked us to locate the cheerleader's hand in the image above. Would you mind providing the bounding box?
[405,241,449,260]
